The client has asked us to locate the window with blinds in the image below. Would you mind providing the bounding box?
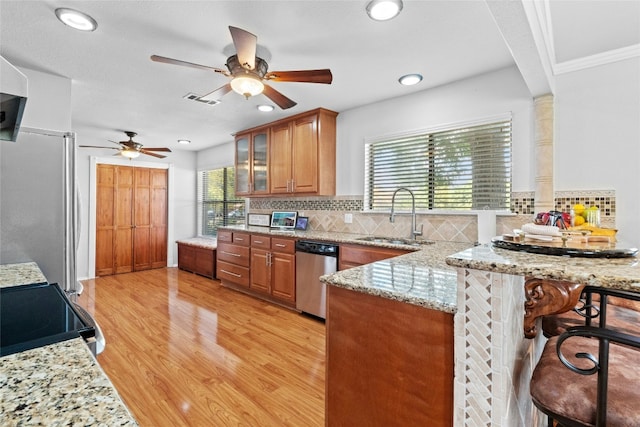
[198,167,245,236]
[364,119,512,211]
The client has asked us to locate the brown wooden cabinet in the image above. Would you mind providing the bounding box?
[216,231,251,288]
[234,108,338,197]
[235,129,269,196]
[177,243,216,279]
[326,285,454,426]
[95,164,167,277]
[250,235,296,306]
[338,244,411,270]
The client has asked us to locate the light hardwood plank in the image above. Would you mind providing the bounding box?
[79,268,325,427]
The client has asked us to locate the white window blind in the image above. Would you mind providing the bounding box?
[197,167,245,236]
[364,119,512,211]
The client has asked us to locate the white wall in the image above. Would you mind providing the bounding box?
[197,141,235,170]
[335,66,534,195]
[555,57,640,242]
[19,67,72,130]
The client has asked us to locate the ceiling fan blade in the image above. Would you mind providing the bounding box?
[150,55,229,75]
[200,83,233,102]
[262,84,297,110]
[265,69,333,84]
[229,26,257,70]
[79,145,119,150]
[141,147,172,152]
[140,150,167,159]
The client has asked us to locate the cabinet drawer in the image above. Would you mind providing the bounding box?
[271,238,295,254]
[217,242,250,267]
[217,230,233,243]
[217,260,250,288]
[250,235,271,249]
[232,232,251,246]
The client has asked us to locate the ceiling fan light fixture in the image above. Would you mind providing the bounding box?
[366,0,403,21]
[230,74,264,99]
[121,149,140,159]
[55,8,98,31]
[399,73,423,86]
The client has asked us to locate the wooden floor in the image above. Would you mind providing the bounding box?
[79,268,326,427]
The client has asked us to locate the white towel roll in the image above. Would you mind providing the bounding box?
[521,223,562,237]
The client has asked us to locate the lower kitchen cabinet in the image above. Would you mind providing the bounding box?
[216,230,251,287]
[177,243,216,279]
[250,235,296,306]
[326,285,454,426]
[338,244,411,270]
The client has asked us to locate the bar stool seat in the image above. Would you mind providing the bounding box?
[531,328,640,427]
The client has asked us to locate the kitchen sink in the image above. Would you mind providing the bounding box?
[356,236,434,246]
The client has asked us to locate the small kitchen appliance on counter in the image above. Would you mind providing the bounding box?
[0,282,97,357]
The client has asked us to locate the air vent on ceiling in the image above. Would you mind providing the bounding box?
[183,93,220,106]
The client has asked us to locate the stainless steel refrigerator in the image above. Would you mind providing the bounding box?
[0,127,79,292]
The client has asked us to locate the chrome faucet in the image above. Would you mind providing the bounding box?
[389,187,423,240]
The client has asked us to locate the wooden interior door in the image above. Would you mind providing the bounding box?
[95,165,115,276]
[150,169,168,269]
[133,168,151,271]
[114,166,134,274]
[95,164,168,276]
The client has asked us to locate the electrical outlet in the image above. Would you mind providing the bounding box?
[344,213,353,224]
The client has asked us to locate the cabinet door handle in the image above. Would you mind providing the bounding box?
[235,237,244,241]
[291,180,295,192]
[275,243,286,248]
[220,269,241,278]
[254,240,263,244]
[221,251,241,257]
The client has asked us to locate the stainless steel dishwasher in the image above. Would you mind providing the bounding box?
[295,240,338,319]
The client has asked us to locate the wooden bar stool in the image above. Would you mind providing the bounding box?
[542,287,640,338]
[530,325,640,426]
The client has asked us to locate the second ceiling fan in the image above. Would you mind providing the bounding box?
[151,26,333,109]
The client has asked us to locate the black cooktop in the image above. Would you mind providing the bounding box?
[0,282,96,357]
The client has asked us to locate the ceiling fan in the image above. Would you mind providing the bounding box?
[80,131,172,159]
[150,26,333,109]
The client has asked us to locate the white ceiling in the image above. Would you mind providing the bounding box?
[1,0,638,154]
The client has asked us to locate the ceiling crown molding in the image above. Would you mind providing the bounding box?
[553,43,640,75]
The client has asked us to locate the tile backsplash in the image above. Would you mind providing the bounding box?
[249,190,616,243]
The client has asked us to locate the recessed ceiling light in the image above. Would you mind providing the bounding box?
[366,0,403,21]
[257,104,274,112]
[55,8,98,32]
[177,139,191,145]
[399,73,423,86]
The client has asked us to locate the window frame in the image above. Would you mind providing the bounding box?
[197,166,245,237]
[364,114,512,213]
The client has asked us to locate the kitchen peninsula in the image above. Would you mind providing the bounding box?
[319,232,640,427]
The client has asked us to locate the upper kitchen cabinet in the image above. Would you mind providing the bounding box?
[234,108,338,197]
[235,129,269,196]
[270,109,337,195]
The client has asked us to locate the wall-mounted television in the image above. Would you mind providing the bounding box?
[270,211,297,229]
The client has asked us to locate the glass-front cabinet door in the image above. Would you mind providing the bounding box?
[235,134,250,195]
[235,129,269,196]
[251,131,269,194]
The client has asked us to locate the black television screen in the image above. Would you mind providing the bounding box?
[270,211,297,229]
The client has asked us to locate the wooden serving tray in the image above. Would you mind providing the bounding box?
[491,236,638,258]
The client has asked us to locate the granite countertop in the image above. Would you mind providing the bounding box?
[1,338,138,426]
[218,226,472,314]
[176,236,218,249]
[446,243,640,293]
[320,242,472,314]
[0,262,47,288]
